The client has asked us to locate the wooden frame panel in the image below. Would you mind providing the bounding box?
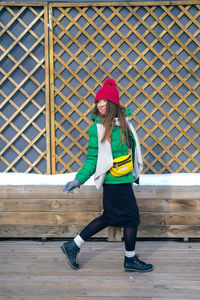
[0,3,51,174]
[49,1,200,174]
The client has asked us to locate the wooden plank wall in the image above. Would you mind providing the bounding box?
[0,185,200,240]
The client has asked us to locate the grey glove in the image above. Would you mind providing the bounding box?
[63,179,81,193]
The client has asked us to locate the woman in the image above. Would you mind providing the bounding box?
[60,78,154,272]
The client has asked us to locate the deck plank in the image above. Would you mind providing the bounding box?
[0,240,200,299]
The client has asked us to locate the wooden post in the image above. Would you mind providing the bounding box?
[108,226,122,242]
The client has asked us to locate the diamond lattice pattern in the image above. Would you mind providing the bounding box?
[50,4,200,174]
[0,6,49,173]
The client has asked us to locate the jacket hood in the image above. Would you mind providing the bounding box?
[91,107,132,123]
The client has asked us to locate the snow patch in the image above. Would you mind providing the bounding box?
[0,172,199,186]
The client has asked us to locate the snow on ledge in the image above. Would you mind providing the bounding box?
[0,172,199,186]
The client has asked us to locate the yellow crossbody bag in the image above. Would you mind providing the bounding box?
[110,149,133,177]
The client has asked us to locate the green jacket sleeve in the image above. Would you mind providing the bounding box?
[75,124,98,185]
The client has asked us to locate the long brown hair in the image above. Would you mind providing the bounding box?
[92,101,130,147]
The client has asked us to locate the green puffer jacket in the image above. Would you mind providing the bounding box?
[75,109,137,185]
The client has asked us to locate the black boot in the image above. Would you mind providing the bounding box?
[124,255,154,272]
[60,240,80,270]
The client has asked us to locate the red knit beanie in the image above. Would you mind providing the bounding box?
[94,78,120,106]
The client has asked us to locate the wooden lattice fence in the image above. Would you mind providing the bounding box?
[0,4,50,174]
[1,1,200,175]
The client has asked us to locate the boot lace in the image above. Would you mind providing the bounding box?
[134,254,146,266]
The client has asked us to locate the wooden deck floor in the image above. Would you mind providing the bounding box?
[0,240,200,299]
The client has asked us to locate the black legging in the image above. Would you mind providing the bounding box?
[79,215,137,251]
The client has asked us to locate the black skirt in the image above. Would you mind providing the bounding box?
[102,183,140,227]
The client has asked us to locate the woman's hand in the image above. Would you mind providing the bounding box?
[63,179,81,193]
